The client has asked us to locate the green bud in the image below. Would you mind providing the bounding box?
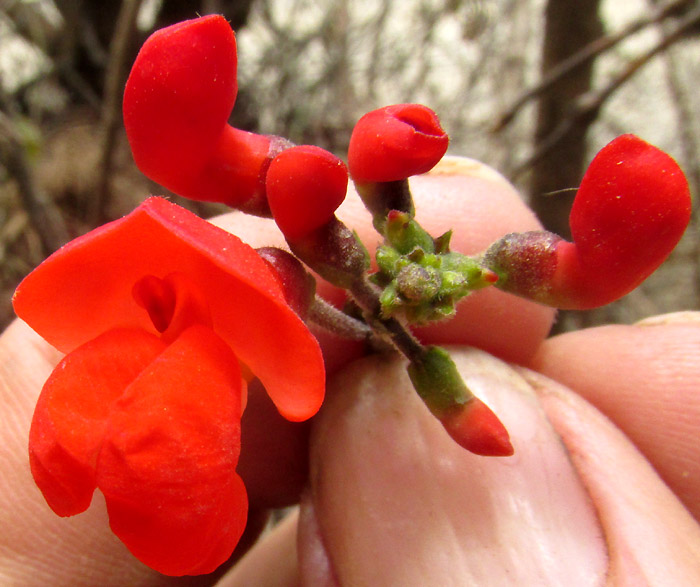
[407,346,473,412]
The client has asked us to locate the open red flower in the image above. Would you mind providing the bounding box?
[13,197,325,576]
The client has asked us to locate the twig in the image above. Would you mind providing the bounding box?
[495,0,692,131]
[91,0,144,224]
[654,0,700,298]
[0,110,70,254]
[512,3,700,179]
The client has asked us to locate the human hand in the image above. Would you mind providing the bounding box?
[224,159,700,586]
[2,159,698,585]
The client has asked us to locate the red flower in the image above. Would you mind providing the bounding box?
[13,197,325,575]
[123,15,273,214]
[484,135,692,309]
[266,145,349,239]
[347,103,449,184]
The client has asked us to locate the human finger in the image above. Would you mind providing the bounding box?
[528,311,700,520]
[296,348,700,585]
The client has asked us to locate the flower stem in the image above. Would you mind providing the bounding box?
[307,295,374,341]
[349,275,425,363]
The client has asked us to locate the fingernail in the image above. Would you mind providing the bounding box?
[635,311,700,326]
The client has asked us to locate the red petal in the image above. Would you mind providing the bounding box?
[29,329,166,516]
[14,197,325,421]
[267,145,348,239]
[348,104,449,183]
[97,325,247,576]
[123,15,237,198]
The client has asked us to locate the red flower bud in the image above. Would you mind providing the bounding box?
[559,134,692,307]
[266,145,348,239]
[408,346,512,457]
[484,135,692,309]
[257,246,316,318]
[123,15,272,213]
[438,397,514,457]
[348,103,449,183]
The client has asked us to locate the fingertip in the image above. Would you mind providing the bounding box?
[522,367,700,582]
[529,317,700,520]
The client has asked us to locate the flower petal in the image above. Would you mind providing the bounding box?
[123,15,238,197]
[14,197,325,421]
[29,328,166,516]
[97,324,247,576]
[348,104,449,183]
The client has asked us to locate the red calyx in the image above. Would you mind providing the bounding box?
[266,145,349,239]
[256,247,317,318]
[347,103,449,183]
[123,15,272,212]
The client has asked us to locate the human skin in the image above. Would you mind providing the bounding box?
[1,159,699,585]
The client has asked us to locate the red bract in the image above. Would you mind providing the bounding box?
[266,145,349,239]
[13,197,325,576]
[484,135,692,310]
[347,103,449,183]
[123,15,272,213]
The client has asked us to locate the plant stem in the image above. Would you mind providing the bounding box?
[349,274,426,364]
[307,295,374,340]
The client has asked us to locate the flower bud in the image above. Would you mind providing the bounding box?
[348,104,449,184]
[123,15,274,214]
[408,346,513,457]
[484,135,692,309]
[266,145,348,239]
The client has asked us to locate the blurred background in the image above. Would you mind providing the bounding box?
[1,0,698,332]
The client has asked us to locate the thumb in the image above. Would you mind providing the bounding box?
[298,348,700,585]
[0,320,187,586]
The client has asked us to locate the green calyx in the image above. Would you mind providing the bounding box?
[373,210,497,323]
[407,345,473,413]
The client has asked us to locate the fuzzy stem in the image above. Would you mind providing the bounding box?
[307,296,375,341]
[349,275,425,363]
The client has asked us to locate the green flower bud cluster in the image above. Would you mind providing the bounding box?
[373,211,497,323]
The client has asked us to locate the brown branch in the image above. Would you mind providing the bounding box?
[0,110,70,254]
[91,0,144,224]
[495,0,693,131]
[655,0,700,298]
[512,3,700,179]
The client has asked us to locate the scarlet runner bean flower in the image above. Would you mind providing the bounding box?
[347,103,450,224]
[348,103,450,184]
[123,15,283,215]
[266,145,349,240]
[13,197,325,576]
[483,134,692,309]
